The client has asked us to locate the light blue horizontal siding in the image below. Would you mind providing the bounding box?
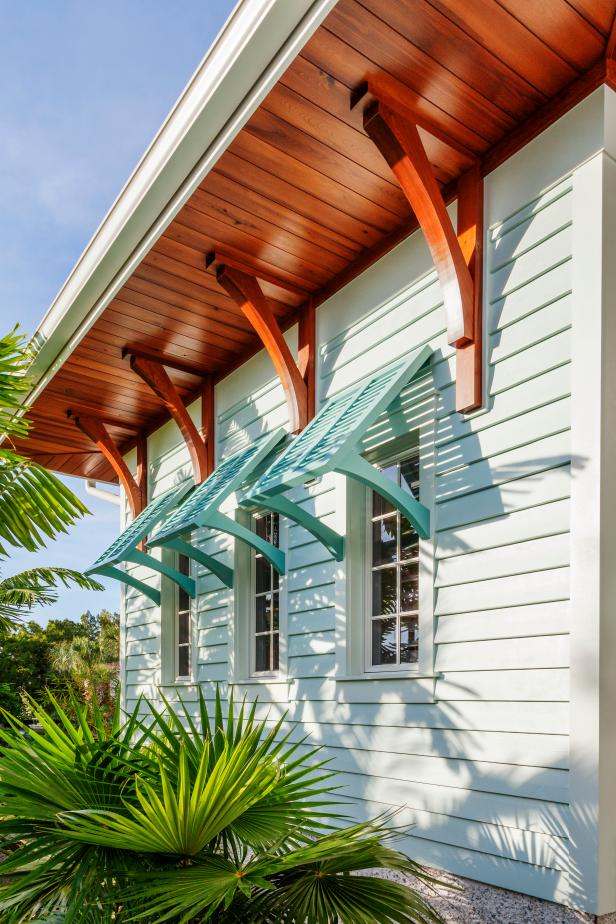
[122,174,575,903]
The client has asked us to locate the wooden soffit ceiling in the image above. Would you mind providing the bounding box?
[18,0,616,481]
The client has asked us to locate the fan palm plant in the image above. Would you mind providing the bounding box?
[0,327,102,628]
[0,689,444,924]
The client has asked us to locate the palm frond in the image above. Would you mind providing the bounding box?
[0,452,89,557]
[0,568,103,630]
[0,688,445,924]
[0,326,32,443]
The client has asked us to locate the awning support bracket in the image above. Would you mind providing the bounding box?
[164,537,234,589]
[206,510,286,575]
[335,451,430,539]
[126,549,196,599]
[94,565,161,607]
[243,493,345,561]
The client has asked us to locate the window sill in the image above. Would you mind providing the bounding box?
[159,680,198,687]
[229,677,292,686]
[337,672,441,682]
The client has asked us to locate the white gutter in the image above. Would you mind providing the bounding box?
[85,480,121,506]
[25,0,339,407]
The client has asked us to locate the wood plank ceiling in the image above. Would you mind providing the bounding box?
[17,0,616,482]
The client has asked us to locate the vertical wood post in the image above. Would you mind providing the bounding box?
[201,376,215,476]
[456,165,484,413]
[298,297,316,421]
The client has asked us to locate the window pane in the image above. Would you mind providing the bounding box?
[272,594,279,631]
[255,595,271,633]
[255,555,270,594]
[178,610,190,644]
[272,567,279,591]
[400,457,420,494]
[400,616,419,663]
[255,635,270,673]
[272,633,279,671]
[179,554,190,576]
[372,617,397,665]
[400,517,418,560]
[372,567,397,617]
[373,464,397,517]
[400,564,419,612]
[177,644,190,677]
[255,516,268,541]
[372,516,397,566]
[271,514,280,549]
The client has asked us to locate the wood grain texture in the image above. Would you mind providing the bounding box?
[129,355,208,484]
[17,0,614,479]
[215,265,307,432]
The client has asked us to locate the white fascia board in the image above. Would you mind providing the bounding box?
[26,0,339,406]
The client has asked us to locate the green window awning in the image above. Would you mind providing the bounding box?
[85,482,195,606]
[243,345,433,557]
[148,428,287,574]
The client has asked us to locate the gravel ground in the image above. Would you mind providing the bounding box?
[372,867,606,923]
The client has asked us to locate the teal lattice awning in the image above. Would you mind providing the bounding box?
[243,346,433,555]
[85,482,195,606]
[148,428,288,574]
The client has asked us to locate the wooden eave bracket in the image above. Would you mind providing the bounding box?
[209,255,314,432]
[354,82,483,413]
[125,353,210,484]
[68,412,147,519]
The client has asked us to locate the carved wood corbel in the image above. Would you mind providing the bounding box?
[214,263,309,432]
[69,413,147,519]
[127,355,209,483]
[357,86,484,413]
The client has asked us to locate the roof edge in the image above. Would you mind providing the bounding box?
[25,0,339,407]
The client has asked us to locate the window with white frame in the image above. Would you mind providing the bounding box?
[367,453,420,670]
[252,512,280,674]
[175,552,192,680]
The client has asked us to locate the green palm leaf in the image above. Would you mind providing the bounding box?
[0,326,32,442]
[0,689,445,924]
[0,569,104,629]
[0,453,89,557]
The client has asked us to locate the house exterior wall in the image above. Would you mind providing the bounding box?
[117,88,616,914]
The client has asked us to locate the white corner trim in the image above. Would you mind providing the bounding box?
[25,0,339,409]
[569,151,603,915]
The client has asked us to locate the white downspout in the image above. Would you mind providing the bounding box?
[85,479,121,506]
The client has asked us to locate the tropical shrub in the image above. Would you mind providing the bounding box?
[0,689,444,923]
[0,611,119,724]
[0,326,102,631]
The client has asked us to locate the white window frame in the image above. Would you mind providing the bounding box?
[364,451,421,673]
[340,412,436,680]
[174,551,193,681]
[230,507,288,683]
[250,511,282,677]
[160,545,196,686]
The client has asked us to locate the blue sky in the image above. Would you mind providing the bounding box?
[1,0,235,623]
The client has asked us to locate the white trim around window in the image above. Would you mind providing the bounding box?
[338,396,436,681]
[230,507,288,683]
